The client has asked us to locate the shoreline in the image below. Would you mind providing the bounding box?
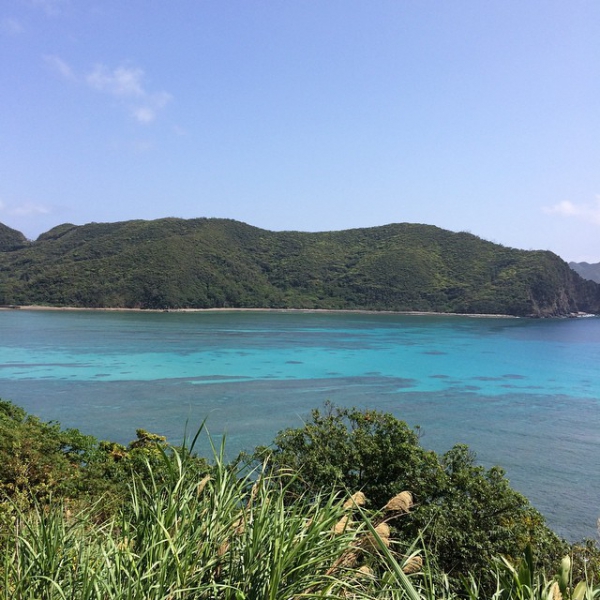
[0,304,518,318]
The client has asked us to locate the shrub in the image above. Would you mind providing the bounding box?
[256,403,568,592]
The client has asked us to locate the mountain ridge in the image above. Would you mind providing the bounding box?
[569,261,600,284]
[1,217,598,317]
[0,222,28,252]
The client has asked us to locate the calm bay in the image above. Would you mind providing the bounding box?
[1,309,599,542]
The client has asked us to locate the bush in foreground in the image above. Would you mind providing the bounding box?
[1,399,600,598]
[255,403,586,592]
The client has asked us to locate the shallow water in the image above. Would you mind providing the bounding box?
[1,309,599,541]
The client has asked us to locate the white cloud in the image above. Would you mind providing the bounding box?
[42,57,171,124]
[87,64,145,97]
[133,106,156,124]
[132,91,172,123]
[543,196,600,226]
[1,17,24,35]
[86,63,172,123]
[43,54,76,80]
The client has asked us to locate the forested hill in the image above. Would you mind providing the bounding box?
[0,217,598,317]
[570,261,600,284]
[0,222,27,252]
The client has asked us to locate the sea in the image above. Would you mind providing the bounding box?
[1,309,599,542]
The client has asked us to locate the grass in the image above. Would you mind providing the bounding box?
[0,437,424,599]
[1,433,598,600]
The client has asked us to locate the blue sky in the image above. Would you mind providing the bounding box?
[1,1,599,262]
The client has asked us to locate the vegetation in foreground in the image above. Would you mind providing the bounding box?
[1,399,599,599]
[1,217,598,316]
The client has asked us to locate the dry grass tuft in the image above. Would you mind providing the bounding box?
[364,522,391,550]
[402,555,423,574]
[196,474,211,496]
[375,522,390,540]
[334,514,352,535]
[217,541,229,557]
[343,491,367,510]
[384,491,413,514]
[548,581,563,600]
[246,480,260,508]
[357,564,374,578]
[328,550,360,574]
[232,516,245,535]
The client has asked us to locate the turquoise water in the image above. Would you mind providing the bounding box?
[1,309,599,541]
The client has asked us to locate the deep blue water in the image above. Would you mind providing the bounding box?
[1,309,599,542]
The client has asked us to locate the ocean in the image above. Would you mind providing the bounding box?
[1,309,599,542]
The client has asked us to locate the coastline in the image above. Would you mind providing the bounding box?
[0,305,517,318]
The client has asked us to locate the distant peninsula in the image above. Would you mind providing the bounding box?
[569,261,600,284]
[1,218,598,317]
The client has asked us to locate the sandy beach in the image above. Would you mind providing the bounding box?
[0,305,517,318]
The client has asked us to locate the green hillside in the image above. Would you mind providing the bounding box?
[1,217,598,316]
[0,222,27,252]
[570,261,600,284]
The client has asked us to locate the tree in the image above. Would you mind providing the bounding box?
[0,399,209,521]
[256,403,566,592]
[0,399,96,507]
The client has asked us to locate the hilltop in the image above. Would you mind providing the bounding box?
[0,217,598,317]
[0,222,27,252]
[569,261,600,284]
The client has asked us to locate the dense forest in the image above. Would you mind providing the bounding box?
[1,218,599,317]
[1,399,599,599]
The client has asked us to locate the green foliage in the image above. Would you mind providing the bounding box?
[1,399,600,598]
[0,399,96,507]
[1,218,598,315]
[0,428,433,600]
[255,403,443,509]
[0,399,208,521]
[0,222,27,252]
[257,404,569,592]
[492,546,600,600]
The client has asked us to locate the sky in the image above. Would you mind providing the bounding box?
[1,1,599,262]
